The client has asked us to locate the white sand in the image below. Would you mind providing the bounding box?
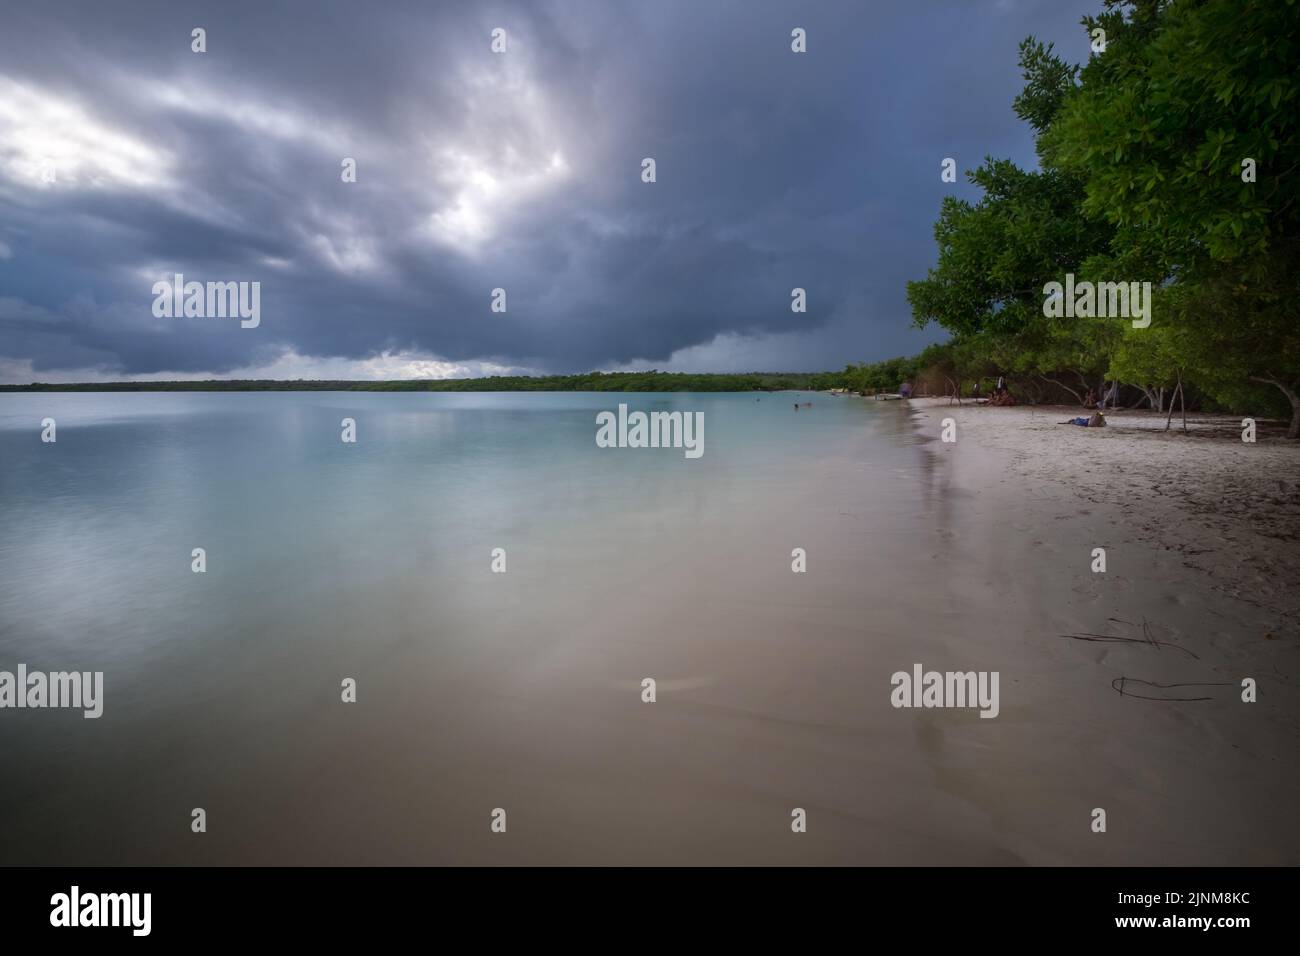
[912,398,1300,621]
[903,397,1300,864]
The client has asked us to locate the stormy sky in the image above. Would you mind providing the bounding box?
[0,0,1096,382]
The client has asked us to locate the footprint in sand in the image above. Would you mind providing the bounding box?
[1070,583,1103,602]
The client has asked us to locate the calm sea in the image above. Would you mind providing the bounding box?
[0,391,943,864]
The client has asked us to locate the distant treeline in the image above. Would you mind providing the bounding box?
[0,371,828,393]
[0,352,1128,398]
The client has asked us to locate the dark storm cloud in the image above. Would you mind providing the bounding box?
[0,0,1097,379]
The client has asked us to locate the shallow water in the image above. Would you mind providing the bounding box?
[1,391,943,864]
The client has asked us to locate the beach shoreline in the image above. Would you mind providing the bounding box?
[906,397,1300,627]
[896,396,1300,864]
[1,391,1296,865]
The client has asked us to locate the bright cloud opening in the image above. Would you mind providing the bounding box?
[0,76,173,191]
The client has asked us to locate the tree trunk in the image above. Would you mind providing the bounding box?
[944,376,962,406]
[1041,375,1084,406]
[1165,371,1182,432]
[1250,375,1300,439]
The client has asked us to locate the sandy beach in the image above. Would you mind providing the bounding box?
[900,397,1300,864]
[911,398,1300,624]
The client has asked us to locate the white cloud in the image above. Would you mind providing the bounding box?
[603,330,836,374]
[424,60,573,253]
[309,231,380,275]
[0,347,536,385]
[0,75,174,191]
[142,79,351,151]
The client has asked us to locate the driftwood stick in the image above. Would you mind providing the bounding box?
[1110,677,1232,701]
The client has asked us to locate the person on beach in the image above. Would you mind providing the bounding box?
[900,381,912,399]
[988,376,1016,406]
[1060,412,1106,427]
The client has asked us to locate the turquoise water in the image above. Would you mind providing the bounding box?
[0,391,927,863]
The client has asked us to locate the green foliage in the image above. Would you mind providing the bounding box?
[906,35,1118,385]
[1049,0,1300,431]
[1012,38,1080,136]
[1050,0,1298,268]
[910,0,1300,431]
[905,157,1116,390]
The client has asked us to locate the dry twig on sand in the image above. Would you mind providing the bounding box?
[1110,677,1232,701]
[1061,623,1199,659]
